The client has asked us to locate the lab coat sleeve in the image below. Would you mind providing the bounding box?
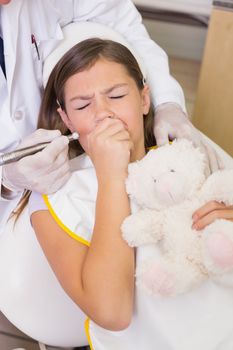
[72,0,186,111]
[0,168,21,235]
[0,200,20,235]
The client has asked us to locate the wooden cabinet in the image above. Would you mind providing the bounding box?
[193,6,233,156]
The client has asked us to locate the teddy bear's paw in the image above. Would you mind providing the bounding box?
[206,233,233,269]
[137,263,175,297]
[121,216,140,247]
[121,213,157,247]
[203,221,233,273]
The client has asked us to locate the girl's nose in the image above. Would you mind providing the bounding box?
[95,112,115,123]
[94,99,115,123]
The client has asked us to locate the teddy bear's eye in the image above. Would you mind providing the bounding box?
[170,169,175,173]
[152,178,157,183]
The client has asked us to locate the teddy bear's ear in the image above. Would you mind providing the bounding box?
[172,138,194,151]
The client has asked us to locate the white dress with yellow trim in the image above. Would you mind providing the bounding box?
[44,153,97,247]
[44,153,233,350]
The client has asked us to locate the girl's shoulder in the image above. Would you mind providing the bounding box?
[43,154,97,245]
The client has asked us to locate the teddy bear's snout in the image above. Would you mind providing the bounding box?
[153,172,185,205]
[156,173,176,192]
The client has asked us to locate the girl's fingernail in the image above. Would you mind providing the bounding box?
[192,214,198,222]
[192,223,197,230]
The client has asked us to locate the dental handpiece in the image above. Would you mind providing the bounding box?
[0,132,79,166]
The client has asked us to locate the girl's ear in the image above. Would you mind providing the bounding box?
[141,84,151,115]
[57,107,75,132]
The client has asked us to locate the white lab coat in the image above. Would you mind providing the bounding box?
[0,0,185,230]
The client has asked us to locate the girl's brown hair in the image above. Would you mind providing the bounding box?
[13,38,155,219]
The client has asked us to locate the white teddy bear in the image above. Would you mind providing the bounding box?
[121,139,233,296]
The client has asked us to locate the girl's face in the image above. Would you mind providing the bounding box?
[58,58,150,157]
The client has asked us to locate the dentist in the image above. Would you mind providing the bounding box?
[0,0,204,231]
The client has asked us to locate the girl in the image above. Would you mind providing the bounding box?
[27,38,233,349]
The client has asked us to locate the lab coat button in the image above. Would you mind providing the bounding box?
[13,110,24,120]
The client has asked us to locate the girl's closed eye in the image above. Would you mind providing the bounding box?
[73,102,91,110]
[110,94,127,99]
[109,85,129,100]
[76,103,90,110]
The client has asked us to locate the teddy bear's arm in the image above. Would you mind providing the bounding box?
[121,208,164,247]
[200,169,233,205]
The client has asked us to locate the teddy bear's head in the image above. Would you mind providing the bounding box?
[126,139,207,210]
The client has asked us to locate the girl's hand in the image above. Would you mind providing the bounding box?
[87,118,133,182]
[192,201,233,231]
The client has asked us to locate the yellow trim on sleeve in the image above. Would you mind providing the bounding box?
[147,143,173,151]
[147,145,158,151]
[42,194,90,247]
[85,318,94,350]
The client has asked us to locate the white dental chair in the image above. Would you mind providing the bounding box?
[0,203,87,348]
[0,21,232,349]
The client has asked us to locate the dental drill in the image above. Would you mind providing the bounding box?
[0,132,79,166]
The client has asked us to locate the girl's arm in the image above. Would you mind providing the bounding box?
[32,180,134,331]
[192,201,233,230]
[31,119,135,331]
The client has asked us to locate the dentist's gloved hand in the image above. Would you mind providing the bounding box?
[153,102,222,174]
[2,129,71,197]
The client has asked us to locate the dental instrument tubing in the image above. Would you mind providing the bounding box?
[0,132,79,166]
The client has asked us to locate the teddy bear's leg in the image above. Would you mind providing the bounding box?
[136,258,203,296]
[136,260,175,296]
[203,219,233,274]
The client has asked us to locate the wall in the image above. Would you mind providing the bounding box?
[133,0,211,60]
[133,0,212,15]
